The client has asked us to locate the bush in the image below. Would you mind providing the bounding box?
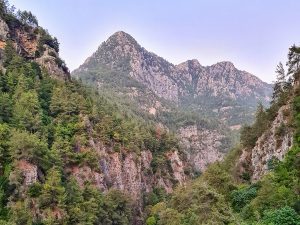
[146,216,157,225]
[231,184,259,212]
[262,206,300,225]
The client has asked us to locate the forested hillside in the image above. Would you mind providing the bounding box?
[0,1,190,224]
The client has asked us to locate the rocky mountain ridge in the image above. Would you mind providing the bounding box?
[73,31,272,120]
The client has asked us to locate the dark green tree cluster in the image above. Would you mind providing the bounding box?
[16,10,38,27]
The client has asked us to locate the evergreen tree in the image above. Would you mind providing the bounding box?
[0,93,12,123]
[39,167,67,224]
[287,44,300,76]
[272,62,286,102]
[9,130,48,167]
[13,90,42,132]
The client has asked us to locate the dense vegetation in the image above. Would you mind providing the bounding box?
[0,2,184,224]
[1,1,300,224]
[146,46,300,225]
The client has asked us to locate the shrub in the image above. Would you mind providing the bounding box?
[231,184,259,212]
[262,206,300,225]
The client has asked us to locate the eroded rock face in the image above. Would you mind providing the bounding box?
[251,105,293,181]
[0,15,69,80]
[178,125,224,171]
[35,45,70,80]
[71,135,186,202]
[166,151,186,185]
[17,160,38,186]
[0,17,9,41]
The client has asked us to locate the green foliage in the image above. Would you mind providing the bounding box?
[0,92,12,123]
[13,90,42,132]
[262,206,300,225]
[144,187,168,206]
[147,44,300,224]
[16,10,38,27]
[38,28,59,53]
[27,182,42,198]
[146,216,157,225]
[9,130,48,168]
[230,184,259,212]
[0,123,10,164]
[0,23,174,223]
[240,103,268,148]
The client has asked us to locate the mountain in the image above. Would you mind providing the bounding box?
[73,32,271,118]
[72,31,273,171]
[145,48,300,224]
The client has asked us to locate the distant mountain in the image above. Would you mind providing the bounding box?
[72,31,273,171]
[73,31,272,125]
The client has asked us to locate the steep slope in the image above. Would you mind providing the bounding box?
[0,12,69,80]
[72,31,272,172]
[145,45,300,225]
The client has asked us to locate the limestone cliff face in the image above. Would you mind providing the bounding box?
[69,117,186,203]
[69,145,187,203]
[177,125,224,171]
[0,16,69,80]
[251,104,293,180]
[236,104,294,182]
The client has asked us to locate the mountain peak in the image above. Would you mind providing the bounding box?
[111,30,132,38]
[177,59,202,70]
[106,31,138,47]
[215,61,235,69]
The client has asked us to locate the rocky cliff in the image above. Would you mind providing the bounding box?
[0,15,69,80]
[251,104,293,180]
[236,103,294,181]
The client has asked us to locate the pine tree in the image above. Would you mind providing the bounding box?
[13,90,42,132]
[287,44,300,77]
[39,167,67,224]
[272,62,287,103]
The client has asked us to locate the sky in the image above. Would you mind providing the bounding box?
[8,0,300,83]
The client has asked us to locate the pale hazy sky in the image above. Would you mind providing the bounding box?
[9,0,300,83]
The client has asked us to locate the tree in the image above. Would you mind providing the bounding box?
[3,41,16,68]
[50,87,79,120]
[39,167,67,224]
[16,10,38,27]
[98,189,133,225]
[9,129,48,168]
[272,62,287,102]
[9,200,33,225]
[0,123,10,165]
[0,93,12,123]
[13,90,42,132]
[287,44,300,76]
[146,216,157,225]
